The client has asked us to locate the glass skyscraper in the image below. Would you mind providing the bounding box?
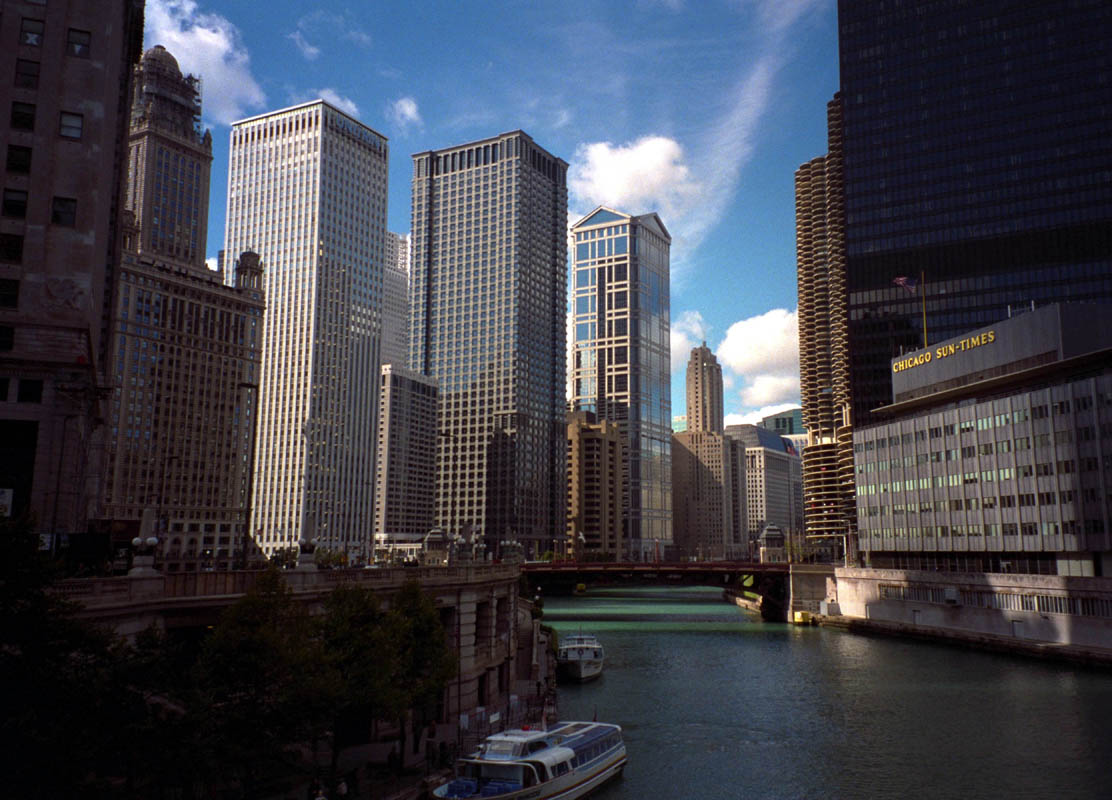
[570,207,672,560]
[225,100,388,559]
[410,131,567,558]
[838,0,1112,419]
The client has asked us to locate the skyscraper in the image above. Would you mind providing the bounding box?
[0,0,144,542]
[410,132,567,558]
[124,45,211,269]
[373,364,437,549]
[567,410,626,560]
[796,97,856,548]
[685,342,723,435]
[837,0,1112,419]
[725,424,803,552]
[381,231,409,368]
[225,100,388,560]
[570,207,672,560]
[102,47,265,571]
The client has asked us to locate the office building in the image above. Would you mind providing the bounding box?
[410,132,567,558]
[686,342,723,435]
[567,410,625,559]
[855,303,1112,577]
[101,46,265,570]
[0,0,144,543]
[373,364,437,555]
[837,0,1112,420]
[672,431,743,560]
[570,207,672,560]
[381,231,409,368]
[124,45,211,269]
[672,343,742,559]
[225,100,388,559]
[760,407,804,437]
[726,424,804,553]
[796,97,856,550]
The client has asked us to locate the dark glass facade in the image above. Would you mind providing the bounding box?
[838,0,1112,420]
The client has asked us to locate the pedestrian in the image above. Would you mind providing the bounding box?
[336,776,348,797]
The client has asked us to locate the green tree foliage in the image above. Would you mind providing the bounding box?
[387,579,457,759]
[191,565,332,796]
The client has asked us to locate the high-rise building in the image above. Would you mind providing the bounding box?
[570,207,672,560]
[725,424,804,552]
[760,408,804,436]
[685,342,723,434]
[672,343,741,559]
[381,231,409,368]
[124,45,211,269]
[836,0,1112,420]
[0,0,144,543]
[410,132,567,558]
[101,46,265,571]
[567,410,625,560]
[796,97,856,549]
[225,100,389,560]
[373,364,437,550]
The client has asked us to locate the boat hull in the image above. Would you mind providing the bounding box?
[557,656,603,682]
[435,754,626,800]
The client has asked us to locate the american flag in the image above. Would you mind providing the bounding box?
[892,275,918,294]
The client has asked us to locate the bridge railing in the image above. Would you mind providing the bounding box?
[57,561,523,609]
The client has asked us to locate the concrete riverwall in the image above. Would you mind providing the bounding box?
[830,567,1112,663]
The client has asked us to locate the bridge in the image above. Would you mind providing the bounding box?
[520,561,835,621]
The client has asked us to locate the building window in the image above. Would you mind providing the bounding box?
[67,29,91,57]
[59,112,83,139]
[2,189,28,218]
[6,145,32,174]
[17,379,43,403]
[19,18,44,47]
[0,233,24,263]
[51,196,77,226]
[0,326,13,351]
[14,59,40,89]
[10,101,35,130]
[0,279,17,308]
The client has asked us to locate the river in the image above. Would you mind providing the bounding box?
[543,586,1112,800]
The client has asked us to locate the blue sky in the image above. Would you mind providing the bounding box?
[145,0,839,424]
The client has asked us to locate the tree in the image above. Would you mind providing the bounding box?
[317,581,399,783]
[386,579,457,764]
[192,565,330,798]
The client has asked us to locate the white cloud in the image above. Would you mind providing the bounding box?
[293,10,372,50]
[570,136,701,232]
[669,310,709,375]
[287,30,320,61]
[725,402,801,427]
[205,256,218,272]
[716,308,800,413]
[315,89,359,117]
[144,0,266,126]
[387,96,423,130]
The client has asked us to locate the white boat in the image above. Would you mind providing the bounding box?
[557,634,604,682]
[433,721,626,800]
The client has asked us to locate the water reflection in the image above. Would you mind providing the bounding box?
[545,587,1112,800]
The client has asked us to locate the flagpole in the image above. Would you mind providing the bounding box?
[920,270,928,349]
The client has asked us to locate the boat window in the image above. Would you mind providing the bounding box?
[555,761,570,776]
[525,761,549,782]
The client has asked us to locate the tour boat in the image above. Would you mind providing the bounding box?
[556,634,604,682]
[433,721,626,800]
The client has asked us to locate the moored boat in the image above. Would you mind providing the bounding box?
[556,634,604,682]
[433,721,626,800]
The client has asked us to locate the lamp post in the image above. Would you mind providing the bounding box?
[237,382,259,570]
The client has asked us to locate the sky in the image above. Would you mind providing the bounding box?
[144,0,840,426]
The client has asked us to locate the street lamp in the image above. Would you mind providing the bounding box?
[237,382,259,570]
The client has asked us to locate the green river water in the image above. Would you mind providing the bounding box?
[543,586,1112,800]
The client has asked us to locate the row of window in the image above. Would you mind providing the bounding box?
[0,375,43,403]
